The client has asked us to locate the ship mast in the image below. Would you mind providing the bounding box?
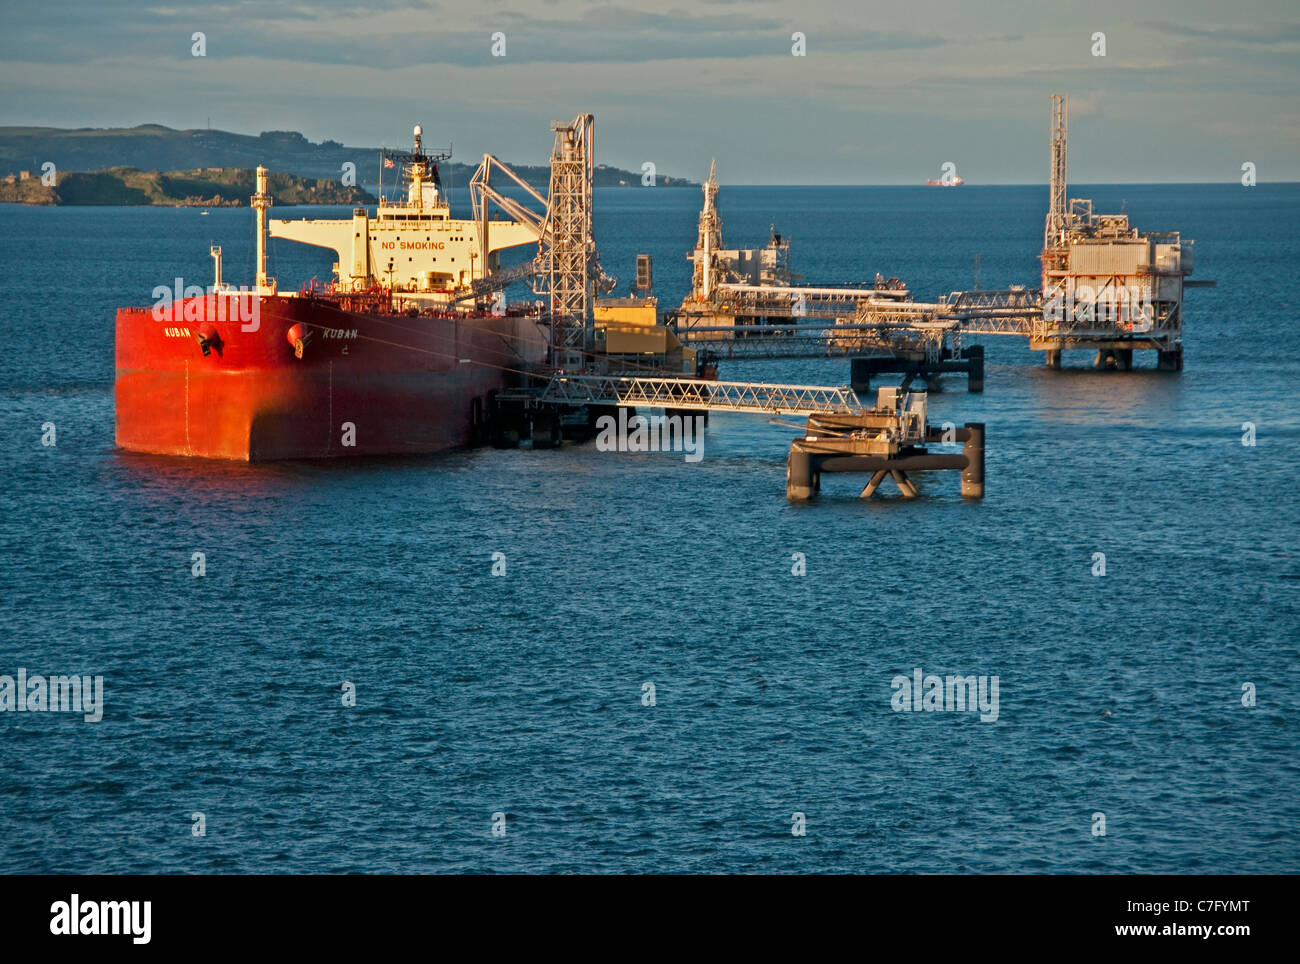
[411,124,424,212]
[379,124,452,220]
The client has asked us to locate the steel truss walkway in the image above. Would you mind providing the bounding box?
[519,374,864,415]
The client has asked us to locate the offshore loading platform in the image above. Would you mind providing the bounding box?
[665,94,1205,388]
[786,391,984,502]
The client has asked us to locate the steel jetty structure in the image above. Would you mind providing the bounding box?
[786,388,984,502]
[667,94,1204,388]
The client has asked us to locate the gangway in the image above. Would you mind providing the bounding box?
[507,374,864,415]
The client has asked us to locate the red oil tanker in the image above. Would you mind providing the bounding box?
[115,125,546,460]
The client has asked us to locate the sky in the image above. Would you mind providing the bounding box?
[1,0,1297,184]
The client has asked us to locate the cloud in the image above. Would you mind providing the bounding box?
[0,2,943,68]
[0,0,1296,183]
[1142,21,1300,45]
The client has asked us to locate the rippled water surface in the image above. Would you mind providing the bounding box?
[1,184,1297,873]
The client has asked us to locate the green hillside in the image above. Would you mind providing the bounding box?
[0,124,693,189]
[0,166,375,206]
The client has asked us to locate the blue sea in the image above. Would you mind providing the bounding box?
[1,183,1297,873]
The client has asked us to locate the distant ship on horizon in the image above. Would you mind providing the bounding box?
[926,176,965,186]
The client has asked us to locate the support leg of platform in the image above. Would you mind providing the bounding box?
[787,447,816,501]
[531,411,561,449]
[891,470,919,498]
[490,397,525,449]
[961,422,985,499]
[849,357,871,394]
[967,345,985,393]
[860,470,888,499]
[1045,349,1062,369]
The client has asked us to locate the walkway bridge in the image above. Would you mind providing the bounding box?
[500,373,864,415]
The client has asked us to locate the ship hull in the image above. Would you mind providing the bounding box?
[115,294,545,460]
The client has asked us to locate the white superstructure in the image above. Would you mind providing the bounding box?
[269,125,540,303]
